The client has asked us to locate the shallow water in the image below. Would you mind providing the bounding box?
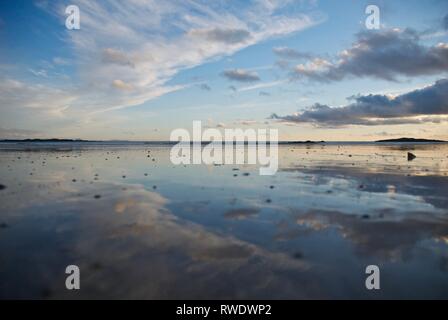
[0,143,448,299]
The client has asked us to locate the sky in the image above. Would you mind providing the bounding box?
[0,0,447,141]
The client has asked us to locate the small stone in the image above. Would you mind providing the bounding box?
[407,152,416,161]
[0,184,6,190]
[293,252,304,259]
[94,195,101,199]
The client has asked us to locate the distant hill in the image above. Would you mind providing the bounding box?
[375,137,447,143]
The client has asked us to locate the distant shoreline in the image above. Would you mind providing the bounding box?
[374,138,447,143]
[0,138,446,144]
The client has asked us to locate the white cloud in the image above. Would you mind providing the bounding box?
[238,80,286,92]
[1,1,321,137]
[37,0,320,116]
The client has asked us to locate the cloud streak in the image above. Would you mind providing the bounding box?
[0,0,321,137]
[273,47,312,60]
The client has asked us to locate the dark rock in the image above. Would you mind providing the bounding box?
[293,252,304,259]
[407,152,416,161]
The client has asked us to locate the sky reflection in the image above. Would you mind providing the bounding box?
[0,143,447,299]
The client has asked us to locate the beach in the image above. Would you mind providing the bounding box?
[0,142,447,299]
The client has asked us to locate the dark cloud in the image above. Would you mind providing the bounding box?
[222,69,260,82]
[228,85,237,92]
[200,83,211,91]
[443,14,448,30]
[189,28,251,44]
[273,47,312,60]
[292,28,448,82]
[271,78,448,126]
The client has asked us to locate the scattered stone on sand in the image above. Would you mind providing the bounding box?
[359,184,364,189]
[361,214,370,219]
[293,252,304,259]
[0,222,8,228]
[153,185,157,189]
[266,199,272,203]
[407,152,416,161]
[0,184,6,190]
[243,172,250,176]
[232,168,239,171]
[94,194,101,199]
[122,175,126,179]
[72,179,77,182]
[233,174,238,177]
[269,185,275,189]
[144,173,148,176]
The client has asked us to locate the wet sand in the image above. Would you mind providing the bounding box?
[0,142,447,299]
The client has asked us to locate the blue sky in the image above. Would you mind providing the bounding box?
[0,0,447,140]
